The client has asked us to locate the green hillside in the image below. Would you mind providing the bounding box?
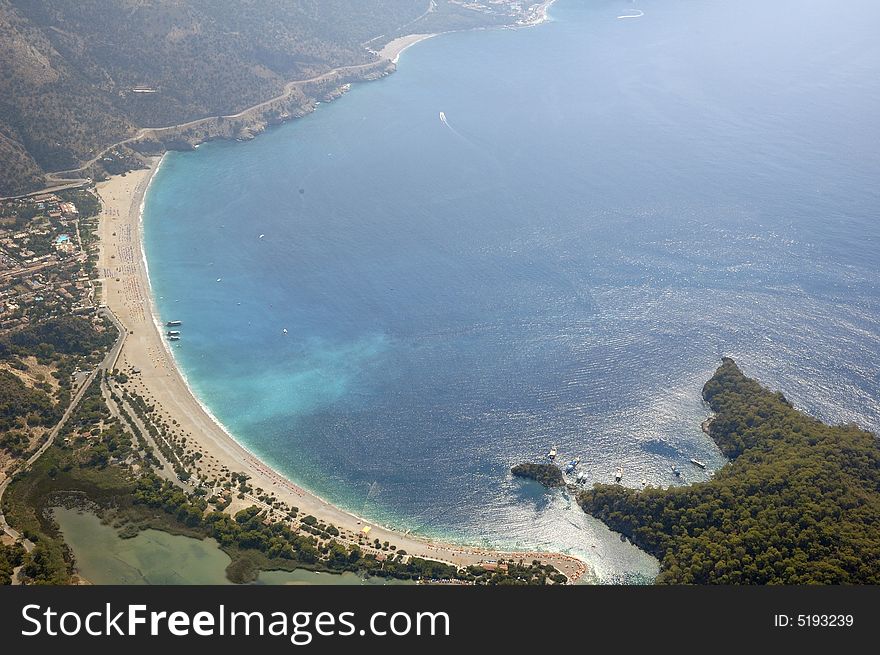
[0,0,537,195]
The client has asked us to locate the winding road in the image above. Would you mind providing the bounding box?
[0,308,126,554]
[24,61,389,197]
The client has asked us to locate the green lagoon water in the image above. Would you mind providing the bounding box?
[143,0,880,581]
[54,508,233,585]
[54,508,410,585]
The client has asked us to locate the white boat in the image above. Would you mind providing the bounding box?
[548,446,557,460]
[690,458,707,469]
[576,471,588,484]
[614,467,623,483]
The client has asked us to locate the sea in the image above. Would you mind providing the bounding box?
[143,0,880,581]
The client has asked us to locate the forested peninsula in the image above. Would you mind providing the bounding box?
[578,358,880,584]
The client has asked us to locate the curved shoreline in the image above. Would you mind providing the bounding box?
[375,0,557,65]
[95,158,589,583]
[379,34,440,64]
[1,1,558,202]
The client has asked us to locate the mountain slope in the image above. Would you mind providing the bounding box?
[1,0,534,195]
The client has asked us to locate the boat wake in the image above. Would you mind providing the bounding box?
[438,110,468,141]
[617,9,644,19]
[437,109,507,180]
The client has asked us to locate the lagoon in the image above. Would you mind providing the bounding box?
[54,508,414,585]
[54,508,233,585]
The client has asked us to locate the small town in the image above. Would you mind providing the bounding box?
[0,190,99,331]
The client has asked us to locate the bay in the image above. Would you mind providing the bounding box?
[144,0,880,580]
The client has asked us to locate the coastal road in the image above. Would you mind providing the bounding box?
[0,181,90,202]
[0,56,391,202]
[99,306,127,372]
[34,61,390,190]
[0,307,126,553]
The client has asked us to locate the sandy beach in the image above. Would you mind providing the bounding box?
[378,34,438,64]
[94,160,588,583]
[376,0,556,64]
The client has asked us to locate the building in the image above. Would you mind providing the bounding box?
[60,202,79,218]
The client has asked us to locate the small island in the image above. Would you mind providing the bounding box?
[511,462,565,488]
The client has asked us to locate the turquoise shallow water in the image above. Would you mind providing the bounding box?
[143,0,880,580]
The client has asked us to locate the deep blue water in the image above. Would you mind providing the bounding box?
[144,0,880,580]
